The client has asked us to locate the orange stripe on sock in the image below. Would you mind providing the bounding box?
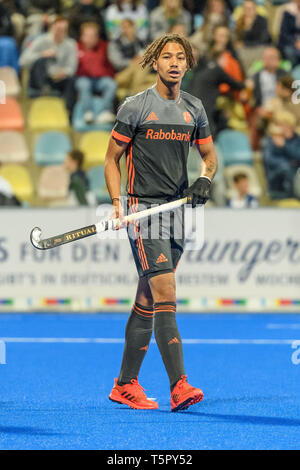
[134,304,154,315]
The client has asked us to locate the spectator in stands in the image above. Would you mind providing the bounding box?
[105,0,149,42]
[150,0,192,41]
[76,22,116,125]
[0,0,14,37]
[252,47,285,108]
[262,75,300,136]
[0,164,21,206]
[189,0,229,56]
[235,0,271,47]
[108,18,145,72]
[234,0,271,74]
[227,173,259,208]
[208,25,244,93]
[66,0,107,41]
[248,47,286,149]
[64,150,90,206]
[278,0,300,66]
[19,17,77,113]
[189,51,245,136]
[25,0,61,37]
[264,111,300,197]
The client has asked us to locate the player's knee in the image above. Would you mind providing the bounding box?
[149,273,176,304]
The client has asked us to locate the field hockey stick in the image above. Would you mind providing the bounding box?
[30,196,192,250]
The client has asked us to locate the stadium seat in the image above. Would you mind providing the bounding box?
[0,37,19,72]
[0,67,21,97]
[37,165,70,201]
[292,65,300,81]
[28,97,69,132]
[34,131,72,166]
[87,165,111,203]
[0,98,24,131]
[224,164,262,199]
[0,131,29,163]
[276,199,300,208]
[216,130,253,167]
[0,164,33,202]
[294,169,300,199]
[72,97,114,133]
[79,131,111,169]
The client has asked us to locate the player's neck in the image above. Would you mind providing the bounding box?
[155,79,181,101]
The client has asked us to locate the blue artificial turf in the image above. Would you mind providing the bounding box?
[0,313,300,450]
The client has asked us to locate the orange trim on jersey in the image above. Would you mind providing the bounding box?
[194,135,213,145]
[111,130,132,143]
[127,143,135,195]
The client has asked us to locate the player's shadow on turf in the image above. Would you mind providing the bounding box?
[0,425,68,436]
[183,412,300,427]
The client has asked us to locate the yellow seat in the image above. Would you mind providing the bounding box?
[28,97,69,132]
[0,164,33,202]
[79,131,111,169]
[276,199,300,208]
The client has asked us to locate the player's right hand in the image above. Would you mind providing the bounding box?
[111,199,125,230]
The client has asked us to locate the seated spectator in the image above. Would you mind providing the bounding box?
[25,0,61,37]
[189,52,245,136]
[227,173,259,208]
[278,0,300,66]
[235,0,271,74]
[252,47,285,108]
[0,0,14,37]
[64,150,92,206]
[235,0,271,47]
[248,47,286,149]
[66,0,107,41]
[264,111,300,197]
[76,22,116,124]
[0,164,21,206]
[150,0,192,41]
[262,75,300,135]
[189,0,230,56]
[19,17,77,113]
[114,55,157,101]
[105,0,149,42]
[108,18,145,72]
[208,25,244,96]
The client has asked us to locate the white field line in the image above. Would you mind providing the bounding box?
[267,324,300,330]
[0,338,298,345]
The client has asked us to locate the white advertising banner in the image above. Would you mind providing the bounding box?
[0,208,299,311]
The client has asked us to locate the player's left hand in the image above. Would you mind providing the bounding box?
[183,176,211,207]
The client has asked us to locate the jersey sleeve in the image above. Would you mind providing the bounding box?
[111,98,140,144]
[193,104,212,145]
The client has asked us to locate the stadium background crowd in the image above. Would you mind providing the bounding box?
[0,0,300,208]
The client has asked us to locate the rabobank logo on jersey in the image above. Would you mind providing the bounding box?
[146,128,191,142]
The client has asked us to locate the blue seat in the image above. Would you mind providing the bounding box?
[292,65,300,81]
[72,97,113,133]
[34,131,72,166]
[216,130,253,167]
[0,37,19,72]
[87,165,111,203]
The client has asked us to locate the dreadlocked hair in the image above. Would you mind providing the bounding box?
[140,34,196,70]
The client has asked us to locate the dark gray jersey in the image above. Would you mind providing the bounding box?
[112,85,212,198]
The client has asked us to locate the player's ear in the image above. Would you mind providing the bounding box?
[152,59,157,72]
